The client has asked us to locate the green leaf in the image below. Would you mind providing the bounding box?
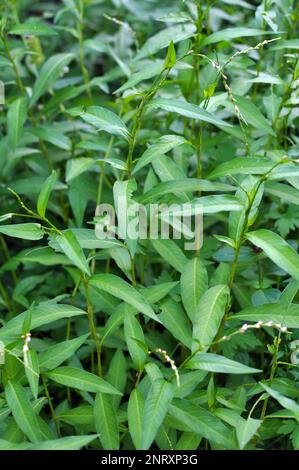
[151,239,187,273]
[164,40,176,68]
[106,349,127,409]
[66,158,94,182]
[53,230,90,275]
[58,405,93,427]
[0,223,44,240]
[175,432,202,450]
[135,24,196,61]
[5,381,42,443]
[168,399,235,448]
[30,53,74,106]
[68,106,129,140]
[201,195,245,213]
[113,179,137,257]
[140,378,173,450]
[280,280,299,305]
[31,436,98,450]
[265,182,299,206]
[0,303,86,341]
[160,298,192,348]
[138,179,234,204]
[161,195,243,215]
[180,258,208,322]
[192,285,229,349]
[185,353,261,374]
[124,309,147,371]
[246,229,299,280]
[232,302,299,328]
[236,417,262,449]
[149,98,232,129]
[7,97,27,148]
[96,157,126,170]
[208,157,275,179]
[115,62,162,94]
[30,127,71,150]
[37,170,57,218]
[261,384,299,421]
[90,274,160,322]
[152,155,186,182]
[0,440,33,450]
[9,21,58,36]
[133,135,186,174]
[38,334,89,370]
[45,367,122,395]
[202,27,277,46]
[232,95,275,136]
[128,388,144,449]
[94,393,119,450]
[140,282,178,304]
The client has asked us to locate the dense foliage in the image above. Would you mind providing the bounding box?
[0,0,299,451]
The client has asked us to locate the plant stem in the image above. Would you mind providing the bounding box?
[83,275,102,376]
[41,374,60,436]
[260,334,281,420]
[126,68,171,177]
[214,160,284,349]
[77,3,92,101]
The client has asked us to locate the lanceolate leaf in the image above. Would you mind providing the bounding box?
[0,223,44,240]
[30,435,98,450]
[38,334,89,370]
[168,400,235,449]
[160,298,192,348]
[202,27,277,46]
[89,274,160,322]
[151,239,187,273]
[180,258,208,321]
[7,97,27,148]
[30,53,74,106]
[128,388,144,449]
[133,135,186,174]
[149,98,232,129]
[260,384,299,420]
[94,393,119,450]
[124,309,147,371]
[192,285,229,349]
[140,379,173,450]
[231,303,299,328]
[9,21,58,36]
[0,304,86,340]
[246,229,299,280]
[135,24,196,60]
[265,182,299,206]
[208,157,275,180]
[45,367,122,395]
[138,179,235,204]
[236,417,262,450]
[68,106,129,140]
[37,170,57,218]
[233,95,275,136]
[5,381,42,443]
[185,353,261,374]
[53,230,90,275]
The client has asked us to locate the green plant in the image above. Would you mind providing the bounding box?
[0,0,299,451]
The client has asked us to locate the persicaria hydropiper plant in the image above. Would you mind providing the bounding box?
[0,0,299,452]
